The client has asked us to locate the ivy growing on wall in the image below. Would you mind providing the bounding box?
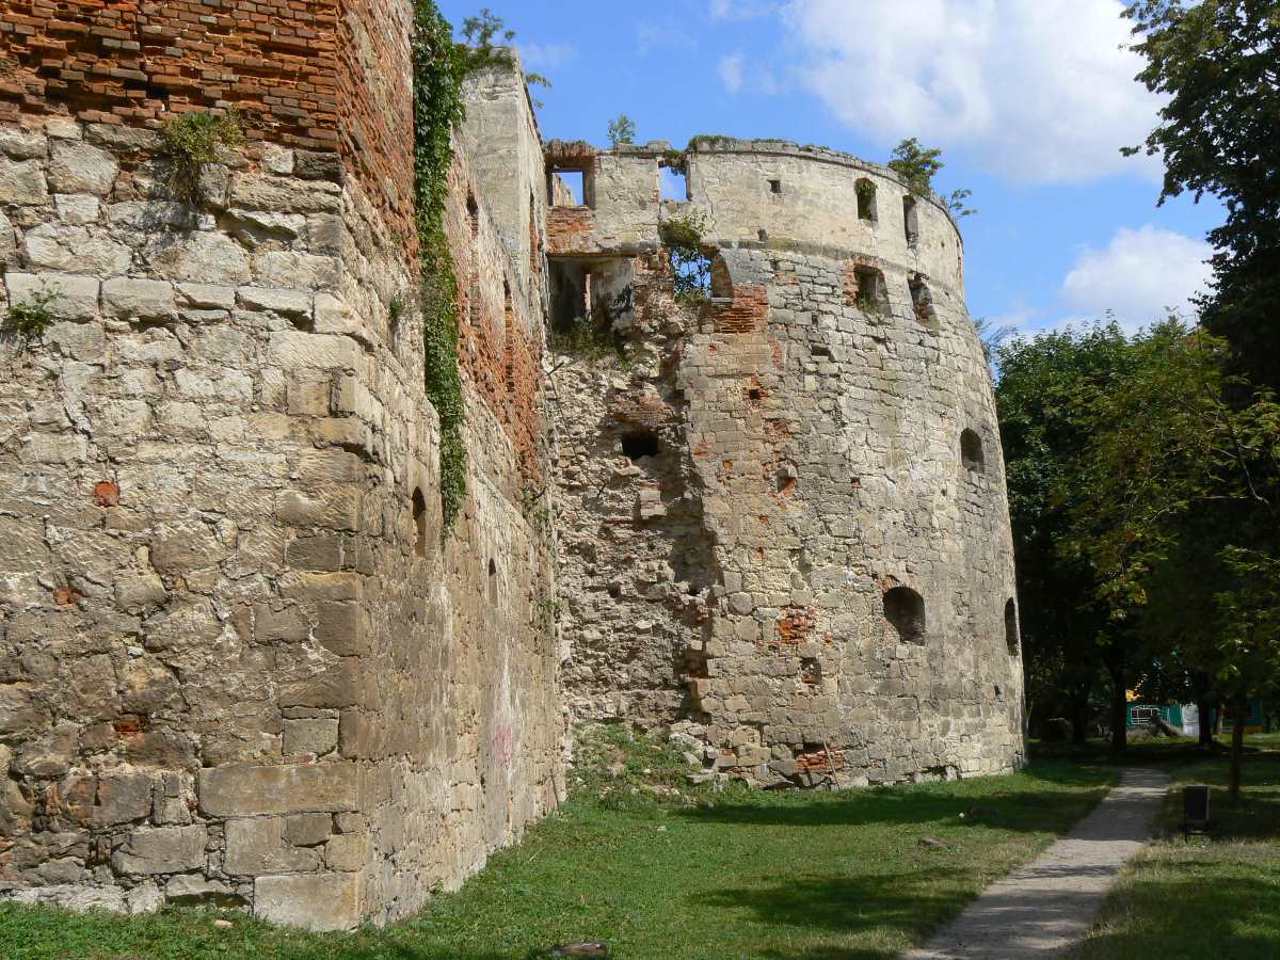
[412,0,468,530]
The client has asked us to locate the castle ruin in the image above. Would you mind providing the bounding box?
[0,0,1023,929]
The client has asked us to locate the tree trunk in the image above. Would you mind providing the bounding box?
[1197,696,1214,747]
[1070,691,1090,745]
[1109,663,1127,754]
[1229,695,1246,801]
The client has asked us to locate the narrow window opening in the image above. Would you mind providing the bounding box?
[621,430,660,461]
[854,266,888,314]
[776,464,797,495]
[909,274,937,325]
[903,195,920,246]
[884,586,926,643]
[758,228,769,242]
[550,168,588,207]
[467,193,479,237]
[961,429,985,473]
[412,488,428,557]
[660,166,689,201]
[1004,598,1019,655]
[856,178,877,222]
[768,178,783,195]
[488,558,497,605]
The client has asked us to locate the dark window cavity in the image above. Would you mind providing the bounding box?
[903,195,920,246]
[856,178,878,222]
[467,192,479,237]
[412,488,428,557]
[854,266,888,314]
[961,429,985,472]
[621,430,660,461]
[884,586,926,643]
[488,558,498,605]
[1004,598,1019,655]
[769,178,783,195]
[909,274,937,326]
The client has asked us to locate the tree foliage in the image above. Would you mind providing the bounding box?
[1124,0,1280,388]
[608,114,637,148]
[888,137,943,196]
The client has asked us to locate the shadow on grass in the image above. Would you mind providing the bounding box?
[1067,874,1280,960]
[677,763,1111,834]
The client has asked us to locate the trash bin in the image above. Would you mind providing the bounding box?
[1183,784,1211,838]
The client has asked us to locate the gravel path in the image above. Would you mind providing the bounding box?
[903,767,1171,960]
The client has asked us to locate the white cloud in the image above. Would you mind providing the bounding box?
[1061,225,1213,329]
[781,0,1163,183]
[719,53,745,93]
[519,42,576,71]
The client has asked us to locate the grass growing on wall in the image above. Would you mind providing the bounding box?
[411,0,468,530]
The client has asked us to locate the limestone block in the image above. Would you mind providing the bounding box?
[253,874,360,931]
[111,825,207,875]
[165,875,243,906]
[0,210,16,260]
[261,144,294,175]
[267,331,360,371]
[254,251,338,290]
[237,286,312,317]
[253,603,311,642]
[197,762,359,817]
[150,521,227,575]
[283,719,339,757]
[177,282,236,310]
[106,200,193,233]
[285,813,332,847]
[323,833,367,872]
[5,272,100,321]
[94,771,156,826]
[86,123,160,152]
[229,174,341,214]
[48,140,118,195]
[147,232,251,284]
[0,125,47,159]
[278,660,360,710]
[224,817,322,875]
[0,155,49,204]
[120,660,180,714]
[313,602,367,657]
[114,574,168,610]
[102,277,177,320]
[275,489,361,532]
[55,194,101,225]
[44,117,80,140]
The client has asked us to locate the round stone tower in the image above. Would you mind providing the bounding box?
[550,137,1024,786]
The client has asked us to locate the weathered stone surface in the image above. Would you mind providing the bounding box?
[0,154,48,204]
[224,817,322,875]
[198,763,358,816]
[147,232,251,284]
[93,771,156,825]
[253,874,360,931]
[267,332,360,371]
[48,140,118,195]
[111,825,207,875]
[5,272,100,320]
[102,277,176,319]
[282,718,339,757]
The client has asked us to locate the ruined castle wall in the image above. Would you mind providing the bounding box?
[551,141,1023,786]
[0,3,562,929]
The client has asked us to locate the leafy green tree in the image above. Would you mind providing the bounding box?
[995,323,1137,744]
[608,114,637,148]
[1124,0,1280,389]
[1064,318,1280,795]
[888,137,943,196]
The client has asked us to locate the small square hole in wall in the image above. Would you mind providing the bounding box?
[661,167,689,201]
[768,179,783,195]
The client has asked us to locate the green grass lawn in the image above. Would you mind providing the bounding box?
[0,728,1116,960]
[1065,733,1280,960]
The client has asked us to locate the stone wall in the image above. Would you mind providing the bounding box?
[0,3,562,930]
[550,139,1024,786]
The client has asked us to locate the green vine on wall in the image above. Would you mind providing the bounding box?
[412,1,468,530]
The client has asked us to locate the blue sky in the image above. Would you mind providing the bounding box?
[438,0,1224,334]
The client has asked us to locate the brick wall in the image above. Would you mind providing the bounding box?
[0,1,340,148]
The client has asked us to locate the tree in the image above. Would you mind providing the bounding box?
[1063,318,1280,795]
[1124,1,1280,389]
[607,114,637,149]
[456,8,551,89]
[995,323,1137,745]
[888,138,943,196]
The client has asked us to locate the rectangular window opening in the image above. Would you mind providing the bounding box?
[550,168,593,208]
[768,178,783,195]
[661,166,689,201]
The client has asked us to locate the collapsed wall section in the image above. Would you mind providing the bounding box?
[0,2,562,929]
[550,139,1023,785]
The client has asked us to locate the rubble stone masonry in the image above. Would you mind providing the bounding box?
[0,0,561,931]
[0,0,1024,931]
